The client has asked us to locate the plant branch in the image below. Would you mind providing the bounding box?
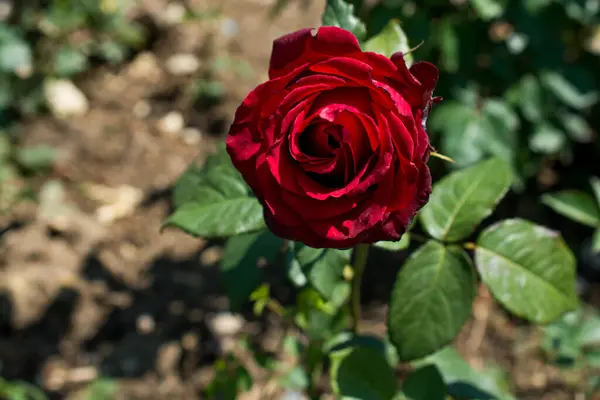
[351,243,370,334]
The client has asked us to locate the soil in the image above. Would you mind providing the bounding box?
[0,1,597,399]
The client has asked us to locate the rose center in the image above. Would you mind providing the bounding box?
[299,123,342,157]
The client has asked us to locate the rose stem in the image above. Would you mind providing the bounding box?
[351,243,370,334]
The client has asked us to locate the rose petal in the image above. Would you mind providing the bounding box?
[269,26,362,79]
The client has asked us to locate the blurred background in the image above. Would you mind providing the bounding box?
[0,0,599,399]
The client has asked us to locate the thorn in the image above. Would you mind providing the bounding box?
[430,151,456,164]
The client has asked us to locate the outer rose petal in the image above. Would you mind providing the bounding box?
[269,27,362,79]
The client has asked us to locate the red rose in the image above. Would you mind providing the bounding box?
[226,26,439,249]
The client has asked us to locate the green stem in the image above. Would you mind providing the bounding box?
[351,243,370,334]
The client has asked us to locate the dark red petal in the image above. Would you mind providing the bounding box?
[409,61,439,96]
[309,57,373,85]
[269,27,363,79]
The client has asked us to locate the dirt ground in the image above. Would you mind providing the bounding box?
[0,0,596,399]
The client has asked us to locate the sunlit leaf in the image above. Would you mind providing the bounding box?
[374,234,410,252]
[166,147,265,237]
[542,191,600,227]
[529,122,566,154]
[364,19,412,64]
[475,219,578,324]
[541,71,598,110]
[421,158,512,242]
[322,0,367,41]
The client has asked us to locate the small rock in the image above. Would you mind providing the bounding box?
[207,312,244,337]
[44,79,89,117]
[163,2,186,25]
[133,100,152,119]
[220,18,239,37]
[165,53,200,76]
[157,342,182,376]
[127,52,161,81]
[181,332,199,351]
[137,313,156,334]
[157,111,185,136]
[84,183,144,224]
[181,127,202,145]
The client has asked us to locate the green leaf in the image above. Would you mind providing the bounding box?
[322,0,367,41]
[577,310,600,347]
[166,148,265,237]
[280,366,310,390]
[82,378,118,400]
[330,346,398,400]
[402,365,447,400]
[221,231,283,310]
[541,191,600,227]
[591,176,600,208]
[475,219,578,324]
[14,145,57,172]
[364,19,412,64]
[514,75,544,122]
[440,108,487,168]
[0,40,32,72]
[420,158,513,242]
[479,99,519,163]
[324,332,400,367]
[541,71,598,110]
[164,197,265,237]
[55,46,89,76]
[529,122,566,154]
[593,229,600,254]
[0,134,11,162]
[413,347,516,400]
[559,111,594,143]
[98,41,128,64]
[294,244,351,306]
[469,0,504,20]
[374,234,410,252]
[388,241,476,361]
[438,19,459,73]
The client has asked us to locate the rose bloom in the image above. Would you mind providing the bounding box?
[226,26,439,249]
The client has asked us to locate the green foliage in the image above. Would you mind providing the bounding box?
[475,219,578,323]
[401,365,446,400]
[0,134,57,213]
[542,177,600,253]
[420,158,513,242]
[204,354,253,400]
[542,305,600,369]
[388,241,477,361]
[322,0,367,41]
[364,19,412,64]
[373,234,410,252]
[330,346,398,400]
[221,231,284,310]
[0,0,144,124]
[82,378,118,400]
[291,244,351,307]
[0,377,47,400]
[413,347,515,400]
[165,146,266,237]
[542,190,600,227]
